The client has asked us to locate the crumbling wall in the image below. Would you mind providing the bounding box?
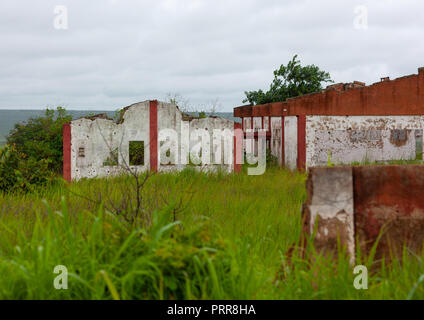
[306,116,424,167]
[68,101,235,180]
[303,167,355,262]
[70,101,150,180]
[235,68,424,170]
[235,68,424,118]
[303,165,424,261]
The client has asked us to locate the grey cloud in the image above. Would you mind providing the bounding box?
[0,0,423,111]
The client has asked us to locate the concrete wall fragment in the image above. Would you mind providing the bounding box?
[303,165,424,261]
[303,167,355,262]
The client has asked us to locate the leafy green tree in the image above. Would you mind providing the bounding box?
[6,107,72,173]
[243,55,333,105]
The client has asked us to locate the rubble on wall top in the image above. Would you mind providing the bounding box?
[78,113,114,121]
[326,81,366,92]
[73,100,232,125]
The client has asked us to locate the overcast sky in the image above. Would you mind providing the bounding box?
[0,0,423,111]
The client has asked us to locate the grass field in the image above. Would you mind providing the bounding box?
[0,167,424,299]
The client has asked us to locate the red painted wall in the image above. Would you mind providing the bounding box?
[353,165,424,258]
[234,68,424,117]
[149,100,158,172]
[63,123,72,182]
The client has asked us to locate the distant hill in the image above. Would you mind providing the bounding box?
[0,110,238,146]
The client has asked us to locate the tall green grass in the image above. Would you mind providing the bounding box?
[0,167,424,299]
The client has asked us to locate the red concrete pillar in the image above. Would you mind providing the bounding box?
[234,122,243,173]
[149,100,158,172]
[297,115,306,170]
[281,116,285,168]
[241,117,244,131]
[251,117,253,130]
[63,123,72,182]
[261,116,264,129]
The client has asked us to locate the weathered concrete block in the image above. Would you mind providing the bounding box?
[303,167,355,262]
[303,165,424,262]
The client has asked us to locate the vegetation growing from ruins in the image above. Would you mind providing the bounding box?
[243,55,333,105]
[0,168,424,299]
[129,141,145,166]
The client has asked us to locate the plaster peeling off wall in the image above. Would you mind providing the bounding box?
[306,116,424,167]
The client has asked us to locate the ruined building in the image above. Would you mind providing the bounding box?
[234,67,424,170]
[63,68,424,181]
[63,100,241,181]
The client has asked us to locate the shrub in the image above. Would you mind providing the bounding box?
[0,144,54,193]
[6,107,72,174]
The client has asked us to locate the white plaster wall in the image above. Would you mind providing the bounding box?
[120,101,150,171]
[243,117,252,130]
[189,117,234,172]
[270,117,282,166]
[306,116,424,167]
[284,116,298,170]
[253,117,262,130]
[263,116,270,131]
[157,101,183,171]
[71,118,121,180]
[70,101,150,180]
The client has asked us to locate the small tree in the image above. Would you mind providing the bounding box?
[164,92,192,114]
[0,144,53,193]
[243,55,333,105]
[6,107,72,173]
